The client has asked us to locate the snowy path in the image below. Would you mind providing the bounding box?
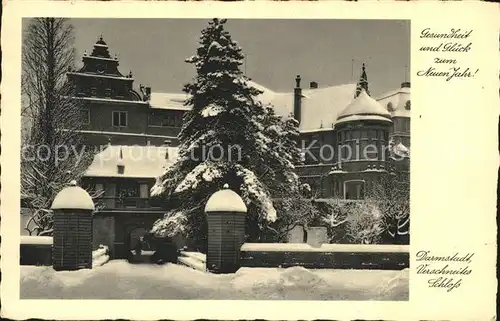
[20,260,408,300]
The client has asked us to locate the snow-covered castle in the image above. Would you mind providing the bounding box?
[69,37,410,257]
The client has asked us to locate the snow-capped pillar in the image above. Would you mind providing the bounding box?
[205,184,247,274]
[51,180,95,271]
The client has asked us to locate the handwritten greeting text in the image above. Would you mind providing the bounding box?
[417,28,479,82]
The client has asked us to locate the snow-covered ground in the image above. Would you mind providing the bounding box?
[20,260,408,300]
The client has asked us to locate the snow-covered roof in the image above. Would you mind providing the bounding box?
[392,142,410,157]
[205,185,247,213]
[51,181,95,211]
[146,81,408,131]
[84,145,179,179]
[335,115,392,125]
[376,85,411,118]
[258,83,357,132]
[336,89,392,125]
[149,92,191,111]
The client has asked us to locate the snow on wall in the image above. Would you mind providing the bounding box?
[240,243,410,253]
[20,236,53,245]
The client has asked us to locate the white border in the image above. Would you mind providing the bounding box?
[2,1,499,320]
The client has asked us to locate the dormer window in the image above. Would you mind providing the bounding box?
[96,64,105,74]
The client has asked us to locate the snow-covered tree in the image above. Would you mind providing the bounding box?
[369,172,410,244]
[344,201,384,244]
[318,199,384,244]
[151,19,306,247]
[21,18,96,236]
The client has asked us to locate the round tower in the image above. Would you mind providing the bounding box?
[331,89,394,200]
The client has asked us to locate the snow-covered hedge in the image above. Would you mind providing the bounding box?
[240,243,409,253]
[92,245,110,268]
[240,243,409,270]
[20,236,53,266]
[20,236,53,245]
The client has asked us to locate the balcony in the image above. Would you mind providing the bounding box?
[95,197,163,211]
[330,160,395,174]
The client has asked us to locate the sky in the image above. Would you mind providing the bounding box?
[45,19,410,96]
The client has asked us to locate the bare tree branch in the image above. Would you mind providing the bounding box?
[21,18,95,236]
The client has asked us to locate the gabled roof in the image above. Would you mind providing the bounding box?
[85,145,179,179]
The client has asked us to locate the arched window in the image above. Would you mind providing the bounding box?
[405,100,411,110]
[387,102,394,112]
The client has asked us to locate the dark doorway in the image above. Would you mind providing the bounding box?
[126,226,156,263]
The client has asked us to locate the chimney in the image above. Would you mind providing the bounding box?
[401,82,410,88]
[309,81,318,89]
[164,139,172,160]
[294,75,302,124]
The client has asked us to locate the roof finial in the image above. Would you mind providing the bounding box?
[99,34,103,41]
[129,70,133,78]
[83,50,87,56]
[355,62,370,98]
[295,75,301,88]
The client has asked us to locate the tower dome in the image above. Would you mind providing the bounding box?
[336,89,392,125]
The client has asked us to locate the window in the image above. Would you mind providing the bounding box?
[117,182,140,208]
[162,115,176,127]
[404,118,410,132]
[104,88,112,98]
[80,108,90,124]
[364,143,379,160]
[112,111,128,127]
[90,87,97,97]
[95,183,104,195]
[344,180,365,200]
[140,184,149,198]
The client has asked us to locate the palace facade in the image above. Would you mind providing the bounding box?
[68,37,410,256]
